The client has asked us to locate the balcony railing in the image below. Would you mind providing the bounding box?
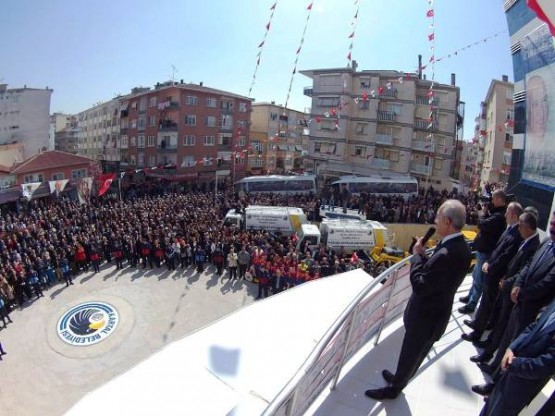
[370,158,390,169]
[158,143,178,150]
[414,119,438,130]
[159,122,178,132]
[380,88,397,98]
[413,141,432,151]
[410,164,432,175]
[375,134,393,145]
[377,111,396,122]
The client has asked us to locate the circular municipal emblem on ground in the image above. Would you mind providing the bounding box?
[57,301,119,346]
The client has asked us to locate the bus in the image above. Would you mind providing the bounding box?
[331,175,418,200]
[234,175,317,195]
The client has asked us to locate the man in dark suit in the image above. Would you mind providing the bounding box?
[460,190,507,314]
[479,297,555,416]
[470,210,540,395]
[365,200,472,400]
[462,202,523,342]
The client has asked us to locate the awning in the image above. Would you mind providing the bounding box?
[0,187,21,205]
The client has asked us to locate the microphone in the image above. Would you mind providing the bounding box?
[409,226,436,253]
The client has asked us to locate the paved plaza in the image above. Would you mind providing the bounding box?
[0,263,256,416]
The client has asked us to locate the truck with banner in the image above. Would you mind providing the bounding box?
[319,218,393,254]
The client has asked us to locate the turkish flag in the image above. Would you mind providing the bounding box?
[98,173,116,197]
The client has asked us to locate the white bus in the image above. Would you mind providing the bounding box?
[331,175,418,200]
[234,175,317,195]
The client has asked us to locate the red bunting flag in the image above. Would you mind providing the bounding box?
[307,2,313,10]
[270,2,276,10]
[426,9,434,17]
[428,33,435,41]
[98,173,116,197]
[347,51,352,60]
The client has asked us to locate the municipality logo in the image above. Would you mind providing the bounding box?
[57,302,119,346]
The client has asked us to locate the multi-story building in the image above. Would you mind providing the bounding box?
[505,0,555,228]
[118,81,251,183]
[0,84,53,159]
[300,65,462,190]
[50,113,76,151]
[456,139,481,191]
[478,77,514,187]
[249,102,308,175]
[76,97,122,163]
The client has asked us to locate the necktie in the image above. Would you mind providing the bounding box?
[539,242,555,262]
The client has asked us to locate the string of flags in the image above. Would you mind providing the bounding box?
[346,0,360,65]
[248,2,278,97]
[418,29,506,72]
[284,2,315,109]
[425,0,436,159]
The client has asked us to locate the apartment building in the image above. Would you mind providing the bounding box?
[118,81,251,183]
[301,66,462,190]
[248,102,308,175]
[0,84,53,159]
[479,77,514,187]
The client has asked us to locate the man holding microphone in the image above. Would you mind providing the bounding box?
[365,200,472,400]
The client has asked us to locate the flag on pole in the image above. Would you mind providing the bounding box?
[98,173,116,197]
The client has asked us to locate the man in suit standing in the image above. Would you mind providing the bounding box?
[469,210,540,395]
[479,297,555,416]
[461,202,523,343]
[365,200,472,400]
[459,190,507,314]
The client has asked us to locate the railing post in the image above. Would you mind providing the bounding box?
[374,269,400,346]
[330,305,359,390]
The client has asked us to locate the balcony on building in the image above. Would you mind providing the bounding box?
[380,88,397,98]
[158,141,178,151]
[370,158,390,170]
[303,87,314,97]
[414,118,438,130]
[377,111,396,122]
[412,140,432,152]
[220,100,234,114]
[374,133,393,146]
[410,163,432,175]
[159,120,178,132]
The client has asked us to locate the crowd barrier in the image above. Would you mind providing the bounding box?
[262,256,414,416]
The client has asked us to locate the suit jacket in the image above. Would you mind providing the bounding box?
[473,205,507,254]
[514,239,555,326]
[406,234,472,341]
[485,224,522,282]
[503,234,540,288]
[509,298,555,380]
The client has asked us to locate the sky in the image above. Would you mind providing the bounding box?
[0,0,513,140]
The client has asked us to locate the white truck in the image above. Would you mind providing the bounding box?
[223,206,321,248]
[319,218,393,254]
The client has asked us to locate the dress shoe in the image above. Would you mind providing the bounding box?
[477,362,495,375]
[473,339,490,349]
[461,331,481,342]
[382,369,395,384]
[463,319,478,330]
[459,295,470,304]
[364,386,400,400]
[471,383,495,396]
[458,305,476,314]
[470,353,492,363]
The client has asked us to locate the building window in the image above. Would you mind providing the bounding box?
[358,100,369,110]
[375,148,399,162]
[206,116,216,127]
[354,146,366,157]
[149,96,157,108]
[130,155,136,165]
[182,155,196,167]
[51,173,64,180]
[183,135,196,146]
[314,142,321,152]
[204,136,215,146]
[121,136,129,148]
[185,115,196,126]
[218,134,232,146]
[238,102,248,112]
[131,101,137,111]
[149,155,156,166]
[147,135,156,147]
[131,119,137,129]
[317,97,340,107]
[355,123,366,134]
[138,153,145,167]
[237,136,246,147]
[138,134,145,148]
[203,156,212,166]
[148,115,156,127]
[206,97,217,108]
[138,116,146,130]
[186,96,198,106]
[130,136,137,147]
[71,169,87,180]
[219,114,233,129]
[139,97,147,112]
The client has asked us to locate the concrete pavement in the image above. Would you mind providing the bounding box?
[0,262,256,416]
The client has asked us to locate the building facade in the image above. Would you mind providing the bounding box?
[0,84,53,159]
[300,66,462,190]
[248,103,308,175]
[505,0,555,229]
[479,77,514,186]
[118,81,251,183]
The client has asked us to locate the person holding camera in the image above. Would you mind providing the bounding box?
[459,190,507,314]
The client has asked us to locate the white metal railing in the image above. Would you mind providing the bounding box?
[263,257,415,416]
[375,133,393,145]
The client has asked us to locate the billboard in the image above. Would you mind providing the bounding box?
[522,24,555,188]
